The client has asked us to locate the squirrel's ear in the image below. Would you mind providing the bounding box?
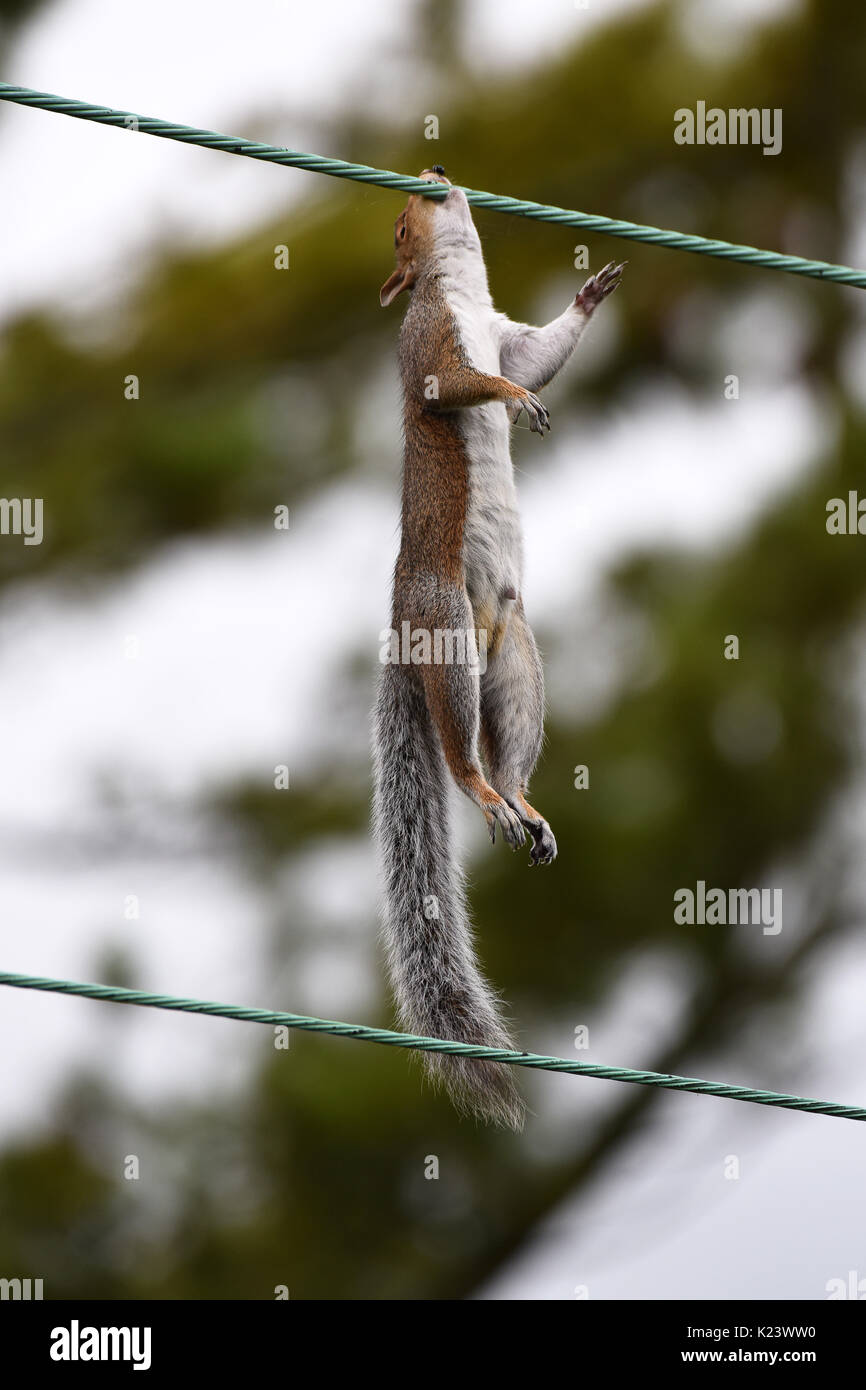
[379,263,415,307]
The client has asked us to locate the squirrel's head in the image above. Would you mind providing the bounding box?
[379,168,479,307]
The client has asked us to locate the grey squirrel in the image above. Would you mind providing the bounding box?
[373,166,624,1128]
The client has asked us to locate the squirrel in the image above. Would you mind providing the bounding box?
[373,166,624,1129]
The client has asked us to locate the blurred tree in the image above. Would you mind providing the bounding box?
[1,0,864,1298]
[0,0,47,23]
[0,0,49,60]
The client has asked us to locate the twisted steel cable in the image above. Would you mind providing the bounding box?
[1,971,864,1121]
[0,81,864,287]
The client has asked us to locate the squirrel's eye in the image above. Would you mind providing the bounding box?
[399,224,406,240]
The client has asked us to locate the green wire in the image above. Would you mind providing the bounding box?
[1,970,864,1122]
[0,81,864,288]
[0,83,862,1126]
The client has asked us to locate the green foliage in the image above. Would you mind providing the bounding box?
[2,0,865,1298]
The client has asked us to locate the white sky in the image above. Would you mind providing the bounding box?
[0,0,797,322]
[0,0,632,321]
[4,0,857,1305]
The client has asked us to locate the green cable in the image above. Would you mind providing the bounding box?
[0,85,862,1125]
[0,81,863,288]
[1,970,863,1122]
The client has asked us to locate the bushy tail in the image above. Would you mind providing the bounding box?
[372,663,525,1130]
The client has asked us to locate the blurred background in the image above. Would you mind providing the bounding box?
[1,0,865,1300]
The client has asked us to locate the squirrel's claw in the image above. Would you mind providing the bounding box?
[517,390,550,436]
[484,799,526,850]
[529,824,557,865]
[576,260,627,314]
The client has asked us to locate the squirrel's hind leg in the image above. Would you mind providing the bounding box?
[480,610,557,866]
[414,586,526,851]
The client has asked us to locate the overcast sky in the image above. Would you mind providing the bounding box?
[5,0,860,1304]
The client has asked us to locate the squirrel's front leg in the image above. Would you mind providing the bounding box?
[499,260,626,398]
[575,259,626,314]
[419,316,550,434]
[429,362,550,434]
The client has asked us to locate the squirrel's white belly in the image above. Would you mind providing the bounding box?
[460,403,523,610]
[445,288,524,628]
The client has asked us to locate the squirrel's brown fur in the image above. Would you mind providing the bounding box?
[373,169,624,1127]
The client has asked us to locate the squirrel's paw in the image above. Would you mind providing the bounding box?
[528,820,557,866]
[576,260,626,314]
[485,798,526,851]
[513,389,550,436]
[503,794,558,866]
